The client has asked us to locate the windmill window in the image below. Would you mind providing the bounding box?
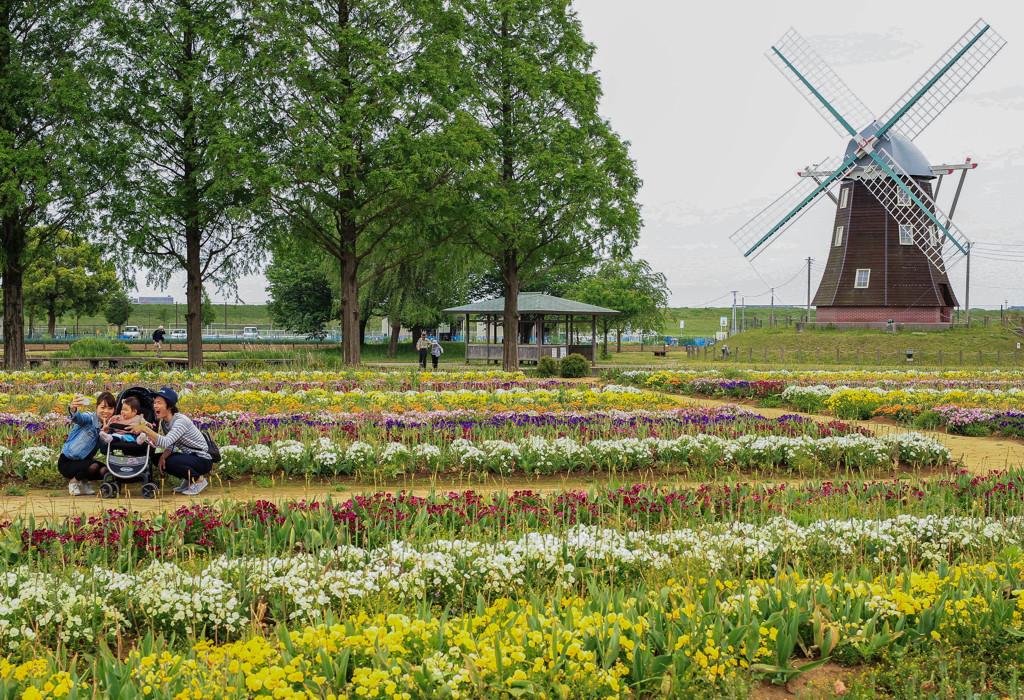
[896,189,912,206]
[899,224,914,245]
[839,188,850,209]
[854,269,870,288]
[930,225,941,247]
[833,226,844,246]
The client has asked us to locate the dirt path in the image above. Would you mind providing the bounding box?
[676,395,1024,475]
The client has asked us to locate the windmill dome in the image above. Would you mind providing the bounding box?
[843,121,933,179]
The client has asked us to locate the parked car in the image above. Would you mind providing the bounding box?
[242,326,260,339]
[123,326,140,339]
[170,329,187,341]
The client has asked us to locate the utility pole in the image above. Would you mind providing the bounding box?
[806,257,812,324]
[965,242,971,327]
[731,291,738,335]
[741,297,745,332]
[770,288,774,328]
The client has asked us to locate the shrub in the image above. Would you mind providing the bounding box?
[559,353,590,378]
[65,338,131,358]
[913,410,944,430]
[537,356,559,378]
[141,359,168,372]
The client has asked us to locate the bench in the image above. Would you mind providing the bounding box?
[652,349,667,357]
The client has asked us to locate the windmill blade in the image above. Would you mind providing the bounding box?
[731,156,852,260]
[857,147,971,273]
[767,28,874,138]
[877,19,1005,141]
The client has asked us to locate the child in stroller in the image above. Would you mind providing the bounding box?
[100,387,162,499]
[99,396,149,448]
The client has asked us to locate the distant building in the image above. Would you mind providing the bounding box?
[133,296,174,305]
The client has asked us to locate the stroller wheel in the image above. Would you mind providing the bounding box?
[100,481,119,499]
[141,483,158,499]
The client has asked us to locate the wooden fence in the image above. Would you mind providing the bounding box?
[665,346,1023,367]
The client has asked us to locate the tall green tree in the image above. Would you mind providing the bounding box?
[0,0,106,367]
[252,0,475,366]
[24,229,120,336]
[201,289,216,327]
[569,258,669,354]
[457,0,642,370]
[266,247,336,336]
[102,0,271,367]
[103,288,134,335]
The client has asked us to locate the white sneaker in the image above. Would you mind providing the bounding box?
[173,480,189,493]
[181,479,208,496]
[78,482,96,496]
[99,431,113,444]
[68,482,82,496]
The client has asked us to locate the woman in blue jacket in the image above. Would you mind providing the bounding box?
[58,392,116,496]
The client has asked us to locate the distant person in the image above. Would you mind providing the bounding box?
[430,337,444,369]
[152,326,166,357]
[416,332,430,369]
[719,344,731,360]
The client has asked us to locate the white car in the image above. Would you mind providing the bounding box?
[170,329,187,341]
[123,326,140,339]
[242,326,259,339]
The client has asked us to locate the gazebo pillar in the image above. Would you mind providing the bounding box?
[537,314,544,362]
[465,313,470,364]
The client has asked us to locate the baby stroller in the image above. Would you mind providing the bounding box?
[100,386,160,499]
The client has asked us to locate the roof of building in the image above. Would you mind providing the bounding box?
[844,122,933,179]
[443,292,620,316]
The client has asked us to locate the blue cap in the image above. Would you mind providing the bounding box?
[155,386,178,407]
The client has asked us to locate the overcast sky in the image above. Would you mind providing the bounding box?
[139,0,1024,308]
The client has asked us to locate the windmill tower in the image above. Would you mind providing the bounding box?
[732,20,1005,326]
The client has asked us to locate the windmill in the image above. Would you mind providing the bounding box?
[731,19,1005,326]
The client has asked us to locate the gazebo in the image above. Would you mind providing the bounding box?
[443,292,620,365]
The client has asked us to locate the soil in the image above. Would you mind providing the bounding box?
[747,661,867,699]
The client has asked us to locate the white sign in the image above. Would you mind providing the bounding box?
[720,316,728,328]
[678,320,685,329]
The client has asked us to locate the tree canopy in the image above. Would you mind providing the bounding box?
[569,258,669,353]
[456,0,642,370]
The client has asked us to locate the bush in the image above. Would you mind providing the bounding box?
[559,353,590,378]
[141,359,168,372]
[64,338,131,358]
[537,356,559,378]
[913,410,944,430]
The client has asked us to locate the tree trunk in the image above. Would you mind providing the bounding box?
[1,218,26,369]
[185,227,203,367]
[501,261,519,371]
[339,243,360,366]
[359,316,368,345]
[27,311,33,337]
[410,323,422,344]
[616,330,622,353]
[47,307,56,337]
[387,316,401,358]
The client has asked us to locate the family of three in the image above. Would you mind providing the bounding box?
[60,386,214,496]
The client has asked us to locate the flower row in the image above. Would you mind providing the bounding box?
[212,430,947,479]
[5,514,1020,653]
[0,384,675,416]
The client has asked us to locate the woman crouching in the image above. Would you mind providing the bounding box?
[130,387,211,496]
[59,392,116,496]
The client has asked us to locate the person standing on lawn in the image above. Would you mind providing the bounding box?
[130,387,212,495]
[59,392,116,496]
[152,326,166,357]
[416,331,431,369]
[430,337,444,369]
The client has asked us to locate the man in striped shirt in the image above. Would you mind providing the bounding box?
[131,387,212,496]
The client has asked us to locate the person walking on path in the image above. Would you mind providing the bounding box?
[59,392,116,496]
[430,338,444,369]
[416,332,431,369]
[152,326,166,357]
[131,387,213,496]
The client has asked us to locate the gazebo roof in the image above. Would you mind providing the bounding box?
[443,292,619,316]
